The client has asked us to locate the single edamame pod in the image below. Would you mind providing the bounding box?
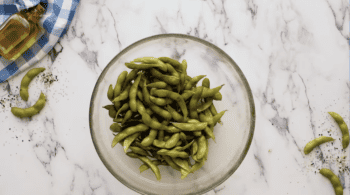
[158,57,182,69]
[181,90,195,101]
[328,112,349,149]
[130,146,150,156]
[103,105,117,118]
[197,98,213,112]
[157,148,189,158]
[150,96,172,106]
[147,81,167,89]
[191,139,198,156]
[189,87,204,119]
[200,85,224,98]
[115,103,129,118]
[125,61,167,72]
[162,155,181,171]
[122,110,133,125]
[179,60,187,91]
[304,136,334,155]
[184,75,206,90]
[107,84,114,101]
[122,69,138,90]
[202,78,210,88]
[172,122,207,131]
[123,132,141,152]
[11,92,46,118]
[137,89,143,101]
[129,73,142,112]
[110,123,122,132]
[138,156,161,180]
[112,84,131,102]
[196,135,207,160]
[149,104,172,121]
[166,105,185,122]
[165,133,180,149]
[139,160,168,173]
[20,67,45,101]
[213,92,222,100]
[165,63,180,77]
[319,168,343,195]
[141,129,158,147]
[114,71,128,97]
[172,158,191,172]
[112,124,149,147]
[150,68,180,86]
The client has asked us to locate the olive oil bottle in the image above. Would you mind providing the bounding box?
[0,3,47,61]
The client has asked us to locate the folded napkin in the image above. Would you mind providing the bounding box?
[0,0,80,83]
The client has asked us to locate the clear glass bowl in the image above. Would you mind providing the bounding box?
[89,34,255,195]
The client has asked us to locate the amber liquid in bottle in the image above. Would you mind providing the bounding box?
[0,3,46,61]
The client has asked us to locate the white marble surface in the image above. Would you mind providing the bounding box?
[0,0,349,194]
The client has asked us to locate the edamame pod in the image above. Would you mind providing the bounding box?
[141,129,158,147]
[202,78,210,88]
[158,57,182,69]
[20,67,45,101]
[112,124,149,147]
[172,122,207,131]
[184,75,206,90]
[138,156,161,180]
[107,84,114,101]
[147,81,167,89]
[165,133,180,149]
[162,155,181,171]
[328,112,349,149]
[196,135,207,160]
[11,92,46,118]
[157,148,189,158]
[150,68,180,86]
[123,132,141,152]
[125,61,167,72]
[129,74,142,112]
[304,136,334,154]
[110,123,122,132]
[319,168,343,195]
[114,71,128,97]
[130,146,150,156]
[112,84,131,102]
[189,87,203,119]
[201,85,224,98]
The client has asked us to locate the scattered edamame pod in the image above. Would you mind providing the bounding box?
[304,136,334,155]
[328,112,349,149]
[319,168,343,195]
[11,92,46,118]
[20,67,45,101]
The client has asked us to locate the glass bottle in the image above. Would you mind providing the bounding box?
[0,3,47,61]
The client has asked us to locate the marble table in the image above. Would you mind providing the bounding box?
[0,0,349,194]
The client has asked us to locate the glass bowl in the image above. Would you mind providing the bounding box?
[89,34,255,195]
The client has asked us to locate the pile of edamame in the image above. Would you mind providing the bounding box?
[11,68,46,118]
[103,57,226,180]
[303,112,349,195]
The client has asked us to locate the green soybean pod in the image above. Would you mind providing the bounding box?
[125,62,167,72]
[157,148,189,158]
[103,105,117,118]
[139,160,168,173]
[112,84,131,102]
[150,68,180,86]
[196,135,207,160]
[304,136,334,155]
[165,133,180,149]
[189,86,203,119]
[138,156,161,180]
[166,105,185,122]
[129,146,150,156]
[112,124,149,147]
[213,110,227,124]
[115,102,129,118]
[201,85,224,98]
[129,74,142,112]
[134,57,162,64]
[142,80,152,105]
[162,155,181,171]
[126,152,139,158]
[166,125,182,133]
[150,96,168,106]
[122,69,138,90]
[137,89,143,101]
[110,123,122,132]
[213,92,222,100]
[114,71,128,97]
[180,60,187,91]
[180,168,191,179]
[319,168,343,195]
[181,91,195,101]
[149,104,172,121]
[147,81,167,89]
[11,93,46,118]
[197,98,213,112]
[165,63,180,77]
[328,112,349,149]
[164,135,171,142]
[20,67,45,101]
[172,158,191,172]
[122,110,133,125]
[184,75,206,90]
[107,84,114,101]
[204,126,215,141]
[153,140,166,148]
[191,160,205,173]
[193,131,202,137]
[158,57,182,69]
[202,78,210,88]
[123,132,141,152]
[191,139,198,156]
[141,129,158,147]
[172,122,207,131]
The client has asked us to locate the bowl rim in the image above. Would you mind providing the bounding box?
[89,33,256,195]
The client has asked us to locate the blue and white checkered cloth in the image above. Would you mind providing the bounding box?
[0,0,80,83]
